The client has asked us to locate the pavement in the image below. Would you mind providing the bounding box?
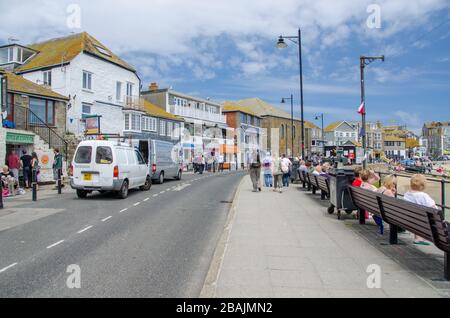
[0,170,245,297]
[204,175,450,298]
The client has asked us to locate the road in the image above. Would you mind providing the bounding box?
[0,170,245,297]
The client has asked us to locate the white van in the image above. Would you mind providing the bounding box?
[70,140,151,199]
[138,139,182,184]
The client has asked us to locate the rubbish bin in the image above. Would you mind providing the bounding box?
[328,168,357,219]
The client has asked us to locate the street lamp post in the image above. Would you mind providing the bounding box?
[360,55,384,168]
[315,113,324,156]
[276,28,305,160]
[281,95,294,157]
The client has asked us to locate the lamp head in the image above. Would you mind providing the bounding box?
[281,98,286,104]
[276,36,287,49]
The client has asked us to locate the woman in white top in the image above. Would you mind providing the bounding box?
[403,174,438,245]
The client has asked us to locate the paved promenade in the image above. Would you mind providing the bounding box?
[203,175,450,298]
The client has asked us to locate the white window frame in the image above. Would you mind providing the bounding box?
[116,81,122,101]
[43,70,52,86]
[159,120,166,136]
[82,103,92,116]
[82,70,93,91]
[126,82,133,97]
[124,112,141,132]
[167,122,173,137]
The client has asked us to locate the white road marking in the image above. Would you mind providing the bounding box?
[153,194,158,197]
[47,240,64,249]
[119,208,128,213]
[77,226,93,234]
[160,191,165,194]
[0,263,17,273]
[173,183,191,191]
[101,216,112,222]
[133,202,141,207]
[143,198,150,202]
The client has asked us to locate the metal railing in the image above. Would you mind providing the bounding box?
[10,104,68,156]
[376,170,450,219]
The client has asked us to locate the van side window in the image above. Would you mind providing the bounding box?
[126,150,136,165]
[135,150,146,165]
[96,146,113,164]
[116,149,127,165]
[74,146,92,164]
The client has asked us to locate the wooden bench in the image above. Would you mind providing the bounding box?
[348,185,450,280]
[298,170,308,188]
[307,172,319,195]
[316,175,330,200]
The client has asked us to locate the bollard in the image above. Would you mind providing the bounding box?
[57,168,62,194]
[0,178,3,209]
[32,169,37,202]
[442,179,446,218]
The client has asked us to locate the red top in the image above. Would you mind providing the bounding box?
[7,153,20,169]
[352,178,363,188]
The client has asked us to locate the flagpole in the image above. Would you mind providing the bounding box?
[360,57,367,169]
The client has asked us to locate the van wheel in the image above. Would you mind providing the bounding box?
[77,190,88,199]
[175,170,182,180]
[140,176,152,191]
[117,180,129,199]
[158,172,164,184]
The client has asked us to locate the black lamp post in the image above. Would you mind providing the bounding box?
[281,95,294,157]
[360,55,384,168]
[276,28,305,160]
[315,114,324,156]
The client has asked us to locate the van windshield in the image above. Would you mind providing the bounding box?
[96,146,113,164]
[74,146,92,164]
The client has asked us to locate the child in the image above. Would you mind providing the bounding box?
[404,174,438,245]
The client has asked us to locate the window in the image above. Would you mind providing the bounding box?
[96,146,113,164]
[167,122,173,137]
[29,98,54,126]
[141,116,156,132]
[135,150,146,165]
[116,82,122,101]
[82,71,92,90]
[124,113,130,131]
[7,47,14,62]
[43,70,52,86]
[82,103,91,115]
[126,82,133,97]
[95,45,112,57]
[160,120,166,136]
[281,125,285,139]
[74,146,92,164]
[174,123,180,138]
[132,114,140,131]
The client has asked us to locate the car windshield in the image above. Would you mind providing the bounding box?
[74,146,92,164]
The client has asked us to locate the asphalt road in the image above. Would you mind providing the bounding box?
[0,170,245,297]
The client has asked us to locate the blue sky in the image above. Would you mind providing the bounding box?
[1,0,449,132]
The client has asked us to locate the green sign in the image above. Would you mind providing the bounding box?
[6,132,34,144]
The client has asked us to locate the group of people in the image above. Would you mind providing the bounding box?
[352,166,438,245]
[1,148,64,196]
[248,151,293,193]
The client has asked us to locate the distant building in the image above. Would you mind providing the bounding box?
[141,83,227,166]
[229,98,319,159]
[222,101,262,167]
[423,122,450,158]
[324,121,358,147]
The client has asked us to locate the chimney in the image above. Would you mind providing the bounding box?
[149,82,159,92]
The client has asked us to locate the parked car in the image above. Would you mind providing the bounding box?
[139,139,182,184]
[70,140,151,199]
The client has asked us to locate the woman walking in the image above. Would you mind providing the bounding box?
[262,152,273,187]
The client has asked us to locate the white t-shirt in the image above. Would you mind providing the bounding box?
[403,191,437,208]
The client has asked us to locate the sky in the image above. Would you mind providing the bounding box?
[1,0,449,133]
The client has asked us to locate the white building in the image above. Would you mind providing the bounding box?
[14,32,141,137]
[142,84,228,165]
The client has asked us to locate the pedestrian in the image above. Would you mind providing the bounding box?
[31,152,40,191]
[20,149,33,188]
[281,154,291,187]
[404,174,438,245]
[218,154,224,172]
[200,155,205,174]
[262,152,273,187]
[7,149,20,182]
[52,148,63,188]
[272,155,283,193]
[249,150,262,192]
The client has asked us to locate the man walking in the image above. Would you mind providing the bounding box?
[249,150,261,192]
[20,150,33,188]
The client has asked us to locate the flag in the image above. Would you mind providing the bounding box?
[357,102,365,115]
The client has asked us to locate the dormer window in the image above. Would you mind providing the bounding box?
[43,70,52,86]
[0,45,36,68]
